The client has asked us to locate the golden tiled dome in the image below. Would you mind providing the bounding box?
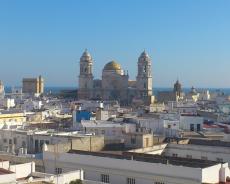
[103,61,121,71]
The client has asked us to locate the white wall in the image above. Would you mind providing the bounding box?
[179,116,203,131]
[138,118,164,133]
[10,162,35,179]
[0,160,10,170]
[0,173,16,184]
[53,170,83,184]
[202,164,222,183]
[129,144,168,155]
[43,151,210,184]
[165,143,230,164]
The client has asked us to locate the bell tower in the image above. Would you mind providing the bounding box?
[78,49,94,100]
[136,51,153,101]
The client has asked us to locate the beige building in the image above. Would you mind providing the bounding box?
[0,112,26,129]
[22,75,44,94]
[124,132,154,149]
[78,50,154,105]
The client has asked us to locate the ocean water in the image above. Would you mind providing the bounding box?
[154,88,230,95]
[4,86,230,95]
[4,86,76,94]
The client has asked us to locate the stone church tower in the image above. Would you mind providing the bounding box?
[78,49,94,99]
[136,51,153,101]
[174,80,182,97]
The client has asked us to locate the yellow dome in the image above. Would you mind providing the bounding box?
[103,61,121,71]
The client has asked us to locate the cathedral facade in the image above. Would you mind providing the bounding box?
[78,50,154,105]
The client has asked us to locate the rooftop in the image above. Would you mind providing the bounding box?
[0,168,14,175]
[68,150,219,169]
[188,139,230,148]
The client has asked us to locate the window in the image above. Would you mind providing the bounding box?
[40,140,44,149]
[127,178,135,184]
[3,139,7,143]
[186,155,192,159]
[22,141,26,147]
[101,174,109,183]
[190,124,194,131]
[197,124,201,131]
[145,138,149,147]
[131,137,136,144]
[216,158,223,162]
[142,92,147,97]
[155,182,165,184]
[13,138,17,145]
[55,168,62,174]
[172,153,178,157]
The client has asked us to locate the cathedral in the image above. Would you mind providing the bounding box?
[78,50,154,105]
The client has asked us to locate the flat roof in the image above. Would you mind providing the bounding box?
[0,168,14,175]
[68,150,219,169]
[188,139,230,148]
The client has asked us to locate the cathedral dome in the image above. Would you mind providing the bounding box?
[103,61,121,71]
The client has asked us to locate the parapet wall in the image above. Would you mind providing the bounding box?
[46,136,105,153]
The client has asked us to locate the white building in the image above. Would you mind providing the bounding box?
[0,98,15,109]
[0,160,35,184]
[0,128,104,154]
[80,120,136,138]
[164,140,230,164]
[179,115,203,132]
[131,139,230,168]
[167,101,198,114]
[0,111,26,129]
[22,99,43,111]
[43,150,230,184]
[0,160,84,184]
[198,90,210,101]
[96,109,109,120]
[137,117,180,137]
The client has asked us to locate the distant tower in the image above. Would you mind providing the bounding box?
[0,80,5,99]
[38,75,44,94]
[22,76,44,95]
[174,80,182,97]
[136,51,153,100]
[78,49,94,99]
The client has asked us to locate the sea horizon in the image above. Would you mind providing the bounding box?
[4,86,230,95]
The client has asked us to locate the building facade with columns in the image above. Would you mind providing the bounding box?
[78,50,154,105]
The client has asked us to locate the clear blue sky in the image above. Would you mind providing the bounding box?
[0,0,230,88]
